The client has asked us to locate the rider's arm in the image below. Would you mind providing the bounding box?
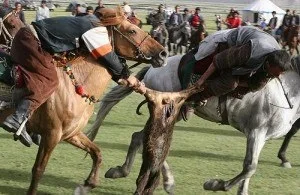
[82,27,130,82]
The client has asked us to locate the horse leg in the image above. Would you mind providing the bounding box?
[161,161,175,194]
[105,129,144,178]
[203,129,265,195]
[27,133,61,195]
[144,170,161,195]
[66,132,102,194]
[278,118,300,168]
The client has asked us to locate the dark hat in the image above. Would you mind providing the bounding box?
[272,11,276,14]
[86,6,93,11]
[41,0,46,3]
[195,7,201,11]
[184,8,189,12]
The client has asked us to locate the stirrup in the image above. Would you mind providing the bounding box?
[14,117,28,138]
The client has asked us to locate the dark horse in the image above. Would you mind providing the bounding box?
[167,22,191,55]
[0,8,167,194]
[150,24,168,47]
[189,24,207,50]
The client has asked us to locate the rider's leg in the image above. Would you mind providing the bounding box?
[1,27,59,147]
[188,71,239,104]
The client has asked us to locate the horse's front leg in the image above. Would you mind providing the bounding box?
[204,129,266,195]
[105,129,144,178]
[66,132,102,194]
[28,132,61,195]
[278,118,300,168]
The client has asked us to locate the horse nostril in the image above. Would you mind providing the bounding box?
[159,50,168,59]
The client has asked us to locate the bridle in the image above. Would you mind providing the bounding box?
[109,20,152,69]
[0,11,15,50]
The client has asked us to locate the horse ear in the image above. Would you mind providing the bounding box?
[116,5,125,17]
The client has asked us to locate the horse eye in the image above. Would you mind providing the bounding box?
[129,30,136,35]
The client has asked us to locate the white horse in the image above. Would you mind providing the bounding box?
[86,55,300,194]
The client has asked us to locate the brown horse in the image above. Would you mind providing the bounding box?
[0,9,167,195]
[282,25,299,55]
[0,11,21,52]
[128,15,143,28]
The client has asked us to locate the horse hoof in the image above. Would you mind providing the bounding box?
[74,185,92,195]
[105,166,126,178]
[281,162,292,168]
[164,182,175,195]
[203,179,225,191]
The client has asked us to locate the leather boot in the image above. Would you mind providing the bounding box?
[1,100,33,147]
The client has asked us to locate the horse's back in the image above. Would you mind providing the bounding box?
[144,55,182,92]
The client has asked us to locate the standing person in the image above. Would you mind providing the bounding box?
[14,2,26,23]
[215,15,222,31]
[267,11,278,36]
[94,0,105,13]
[36,0,50,21]
[224,11,241,29]
[282,9,292,28]
[289,10,300,26]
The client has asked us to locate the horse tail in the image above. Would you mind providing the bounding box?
[136,99,148,115]
[85,66,150,141]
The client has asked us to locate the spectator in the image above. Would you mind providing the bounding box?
[86,6,94,15]
[182,8,190,22]
[36,0,50,21]
[189,7,205,29]
[168,5,183,26]
[94,0,105,13]
[149,4,167,27]
[0,0,11,15]
[289,10,300,26]
[14,2,25,23]
[282,9,291,28]
[123,1,132,18]
[224,10,241,29]
[259,18,267,30]
[215,14,222,30]
[268,11,277,36]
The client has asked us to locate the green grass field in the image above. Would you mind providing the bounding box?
[0,6,300,195]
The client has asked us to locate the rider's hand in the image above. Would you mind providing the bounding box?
[118,76,146,95]
[195,78,205,89]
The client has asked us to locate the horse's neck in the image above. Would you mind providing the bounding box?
[56,57,111,100]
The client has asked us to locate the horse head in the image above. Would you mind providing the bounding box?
[0,10,25,48]
[98,7,168,67]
